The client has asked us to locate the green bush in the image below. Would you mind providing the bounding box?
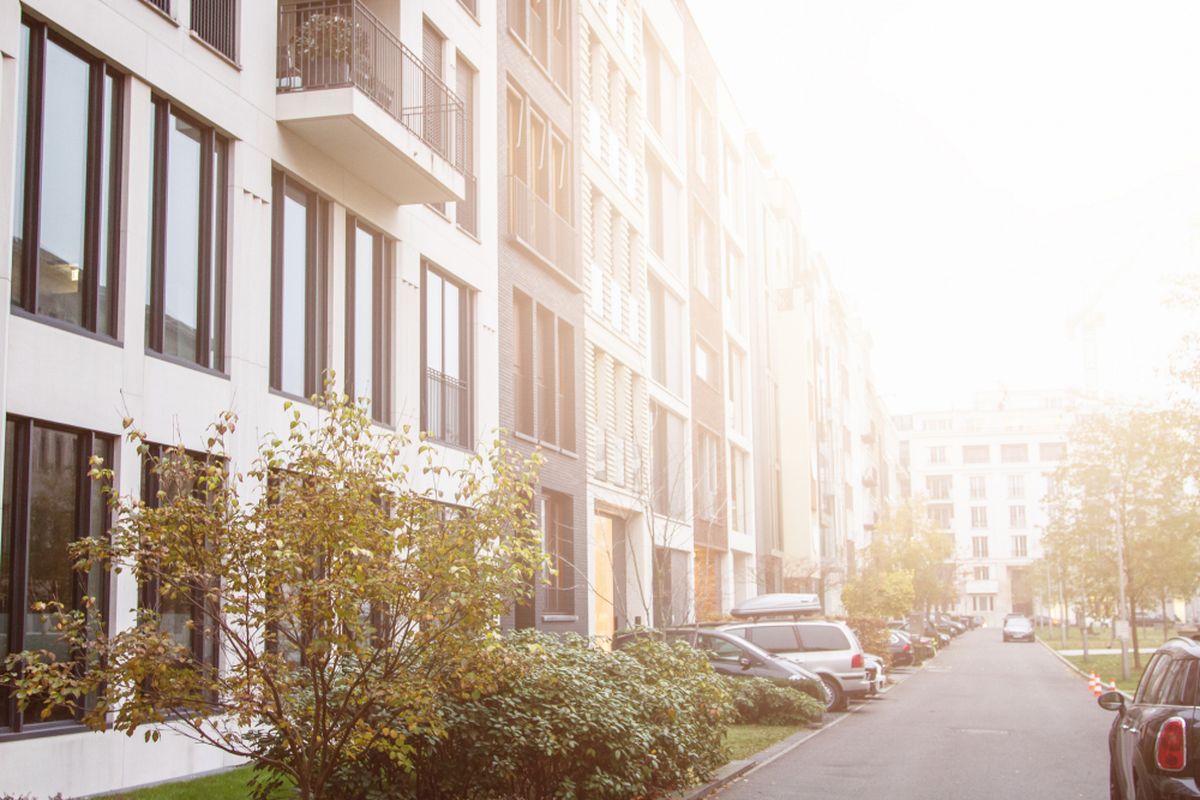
[327,631,734,800]
[723,676,825,726]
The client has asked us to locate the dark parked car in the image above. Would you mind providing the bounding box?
[613,627,832,707]
[889,629,915,667]
[1099,636,1200,799]
[1002,616,1035,642]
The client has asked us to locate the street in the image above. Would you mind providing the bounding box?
[719,630,1112,799]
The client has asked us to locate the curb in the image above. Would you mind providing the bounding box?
[1036,636,1133,699]
[684,662,927,799]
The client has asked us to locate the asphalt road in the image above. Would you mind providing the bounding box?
[718,629,1112,799]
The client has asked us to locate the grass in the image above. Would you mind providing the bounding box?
[98,767,256,800]
[724,724,802,761]
[1040,625,1176,652]
[1063,652,1149,694]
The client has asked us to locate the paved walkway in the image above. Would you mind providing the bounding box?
[717,630,1111,800]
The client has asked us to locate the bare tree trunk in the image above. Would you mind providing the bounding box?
[1130,594,1141,669]
[1058,576,1068,648]
[1080,597,1089,664]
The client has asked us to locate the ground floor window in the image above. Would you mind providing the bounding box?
[970,594,995,612]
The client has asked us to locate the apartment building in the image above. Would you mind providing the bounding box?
[0,0,489,794]
[497,0,588,635]
[897,391,1076,626]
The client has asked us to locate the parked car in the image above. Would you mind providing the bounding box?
[935,614,966,635]
[889,629,916,666]
[730,592,823,620]
[611,627,832,707]
[864,653,886,695]
[1098,635,1200,799]
[1002,616,1035,642]
[716,619,870,711]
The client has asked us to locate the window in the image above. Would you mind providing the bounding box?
[1040,442,1067,462]
[930,446,947,464]
[1001,444,1029,463]
[972,536,989,558]
[963,445,990,464]
[424,21,447,215]
[345,217,394,424]
[692,208,718,300]
[1162,659,1199,707]
[1008,474,1025,500]
[508,0,570,91]
[454,56,478,237]
[541,491,574,613]
[692,92,714,184]
[971,506,988,529]
[190,0,237,62]
[796,625,851,652]
[728,346,747,434]
[0,418,112,732]
[928,504,952,529]
[270,170,329,399]
[652,403,686,518]
[1012,535,1028,557]
[974,566,991,581]
[643,28,677,151]
[649,278,684,395]
[926,475,952,500]
[645,153,679,274]
[747,625,800,654]
[971,595,995,612]
[969,476,987,499]
[147,98,228,370]
[695,340,717,387]
[729,446,747,532]
[696,427,720,521]
[1009,505,1027,528]
[423,264,472,448]
[12,18,122,338]
[506,87,573,271]
[139,445,220,680]
[724,243,745,330]
[653,547,690,627]
[1136,654,1170,705]
[512,291,575,450]
[697,634,743,663]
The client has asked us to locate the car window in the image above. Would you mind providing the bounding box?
[665,630,695,646]
[747,625,800,653]
[698,634,744,662]
[798,625,851,652]
[724,626,748,640]
[1161,658,1199,706]
[1136,654,1170,705]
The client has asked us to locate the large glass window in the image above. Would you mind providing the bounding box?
[12,18,122,337]
[270,171,328,398]
[147,99,228,369]
[508,0,571,92]
[652,403,686,519]
[423,264,472,448]
[0,418,111,733]
[542,491,574,614]
[512,292,575,450]
[345,217,394,424]
[649,278,683,396]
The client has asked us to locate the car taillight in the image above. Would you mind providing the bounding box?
[1156,717,1187,772]
[851,653,863,669]
[903,644,911,652]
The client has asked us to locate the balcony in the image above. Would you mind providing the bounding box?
[276,2,466,204]
[506,174,578,283]
[424,368,470,449]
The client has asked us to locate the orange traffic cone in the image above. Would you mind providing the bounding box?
[1089,673,1102,697]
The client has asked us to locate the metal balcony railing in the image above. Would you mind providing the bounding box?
[277,1,466,173]
[192,0,237,61]
[506,174,577,281]
[425,368,470,448]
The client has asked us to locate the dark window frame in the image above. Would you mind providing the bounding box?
[420,261,473,449]
[0,416,113,736]
[512,289,576,452]
[542,491,574,614]
[269,169,329,400]
[344,215,394,425]
[147,96,228,372]
[13,16,123,341]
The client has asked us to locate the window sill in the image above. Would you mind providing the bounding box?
[0,719,93,743]
[457,224,481,243]
[188,30,241,71]
[138,1,179,26]
[10,306,122,348]
[146,349,230,380]
[425,204,451,222]
[268,387,319,409]
[457,1,481,25]
[423,435,475,454]
[541,614,578,624]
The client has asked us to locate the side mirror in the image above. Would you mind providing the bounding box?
[738,655,755,670]
[1097,690,1125,712]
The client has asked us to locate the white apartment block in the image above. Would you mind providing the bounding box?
[0,0,490,794]
[898,391,1077,627]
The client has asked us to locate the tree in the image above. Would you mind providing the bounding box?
[867,498,956,614]
[842,569,916,621]
[3,391,545,800]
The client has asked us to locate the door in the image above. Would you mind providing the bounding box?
[593,514,615,647]
[1121,653,1168,794]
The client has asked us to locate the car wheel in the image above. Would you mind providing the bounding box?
[821,676,847,712]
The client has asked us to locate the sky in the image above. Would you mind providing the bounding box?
[688,0,1200,412]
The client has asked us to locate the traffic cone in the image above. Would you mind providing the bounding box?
[1089,673,1101,697]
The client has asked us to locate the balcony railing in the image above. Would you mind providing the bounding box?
[425,368,470,448]
[192,0,237,61]
[507,174,577,281]
[277,1,466,172]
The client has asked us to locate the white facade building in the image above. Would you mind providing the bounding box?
[898,391,1077,627]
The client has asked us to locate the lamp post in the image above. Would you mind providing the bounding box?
[1110,477,1130,682]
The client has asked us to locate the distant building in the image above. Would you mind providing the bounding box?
[897,391,1079,626]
